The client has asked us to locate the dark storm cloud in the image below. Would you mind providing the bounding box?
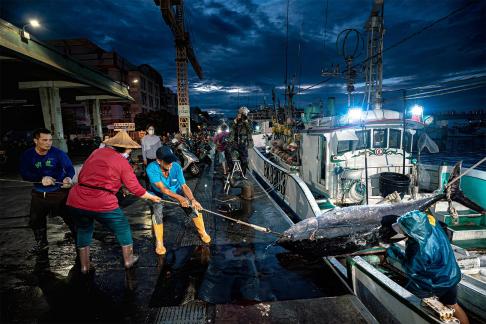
[1,0,484,115]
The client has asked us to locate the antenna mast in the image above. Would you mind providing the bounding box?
[364,0,385,110]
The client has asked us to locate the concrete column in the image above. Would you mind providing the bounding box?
[39,87,68,152]
[91,99,103,138]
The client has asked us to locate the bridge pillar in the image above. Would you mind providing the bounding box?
[38,87,67,152]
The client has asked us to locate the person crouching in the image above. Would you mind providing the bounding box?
[146,146,211,255]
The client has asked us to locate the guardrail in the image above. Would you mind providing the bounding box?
[249,147,322,220]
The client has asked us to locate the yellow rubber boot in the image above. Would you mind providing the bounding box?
[153,223,166,255]
[192,212,211,244]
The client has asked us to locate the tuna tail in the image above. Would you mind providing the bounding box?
[446,161,485,214]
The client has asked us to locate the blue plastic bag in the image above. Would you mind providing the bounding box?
[388,210,461,297]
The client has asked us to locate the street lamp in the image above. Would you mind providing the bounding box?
[21,19,41,40]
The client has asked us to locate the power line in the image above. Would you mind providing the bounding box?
[405,80,486,97]
[406,84,486,100]
[379,82,486,105]
[300,0,479,93]
[322,0,329,65]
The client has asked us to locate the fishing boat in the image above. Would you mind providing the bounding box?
[247,0,486,321]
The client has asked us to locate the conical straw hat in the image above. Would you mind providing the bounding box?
[103,130,141,149]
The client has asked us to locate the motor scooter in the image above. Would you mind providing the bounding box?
[171,139,201,177]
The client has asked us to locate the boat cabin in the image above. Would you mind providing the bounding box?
[269,109,426,205]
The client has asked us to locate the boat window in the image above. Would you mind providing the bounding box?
[389,129,401,149]
[320,136,326,181]
[355,130,370,150]
[337,141,353,154]
[373,129,388,148]
[403,132,412,153]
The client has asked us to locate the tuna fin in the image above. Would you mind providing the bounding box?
[446,161,485,213]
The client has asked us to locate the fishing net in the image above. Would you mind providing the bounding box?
[417,133,439,154]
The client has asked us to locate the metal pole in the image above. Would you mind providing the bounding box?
[364,123,369,205]
[402,89,407,174]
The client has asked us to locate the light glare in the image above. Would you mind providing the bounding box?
[29,19,40,28]
[411,104,423,116]
[348,107,362,121]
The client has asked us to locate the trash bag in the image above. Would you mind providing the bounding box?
[387,210,461,297]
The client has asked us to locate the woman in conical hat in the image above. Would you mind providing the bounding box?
[67,130,161,275]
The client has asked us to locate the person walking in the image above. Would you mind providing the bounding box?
[146,146,211,255]
[66,131,161,274]
[213,123,229,175]
[141,125,161,166]
[20,128,76,254]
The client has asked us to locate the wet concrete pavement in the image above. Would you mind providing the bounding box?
[0,171,203,323]
[1,161,360,323]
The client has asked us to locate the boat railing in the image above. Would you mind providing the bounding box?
[249,147,323,219]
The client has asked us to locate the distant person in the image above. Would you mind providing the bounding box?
[213,123,229,175]
[228,106,254,176]
[388,210,469,324]
[66,131,161,274]
[146,146,211,255]
[141,125,161,166]
[19,128,76,254]
[161,134,169,145]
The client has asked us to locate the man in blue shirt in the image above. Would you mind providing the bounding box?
[146,146,211,255]
[20,128,76,253]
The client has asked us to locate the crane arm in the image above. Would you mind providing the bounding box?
[155,0,203,79]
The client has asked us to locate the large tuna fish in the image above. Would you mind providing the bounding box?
[277,162,484,257]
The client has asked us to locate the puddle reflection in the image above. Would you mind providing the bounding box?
[150,198,348,307]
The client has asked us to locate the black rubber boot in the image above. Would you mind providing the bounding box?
[121,245,139,269]
[31,228,49,254]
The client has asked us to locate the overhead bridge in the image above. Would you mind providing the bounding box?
[0,18,133,151]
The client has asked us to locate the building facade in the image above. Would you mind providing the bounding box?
[48,38,176,134]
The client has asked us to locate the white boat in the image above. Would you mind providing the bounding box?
[249,115,486,323]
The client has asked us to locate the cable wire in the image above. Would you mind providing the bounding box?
[301,0,479,93]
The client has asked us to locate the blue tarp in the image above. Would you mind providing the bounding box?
[387,210,461,297]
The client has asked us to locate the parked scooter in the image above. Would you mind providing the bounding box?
[171,139,201,177]
[195,141,212,165]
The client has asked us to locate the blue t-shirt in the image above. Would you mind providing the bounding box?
[20,146,75,192]
[146,161,186,194]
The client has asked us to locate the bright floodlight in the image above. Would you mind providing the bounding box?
[348,107,362,121]
[29,19,41,28]
[132,79,139,84]
[255,125,260,131]
[411,104,423,116]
